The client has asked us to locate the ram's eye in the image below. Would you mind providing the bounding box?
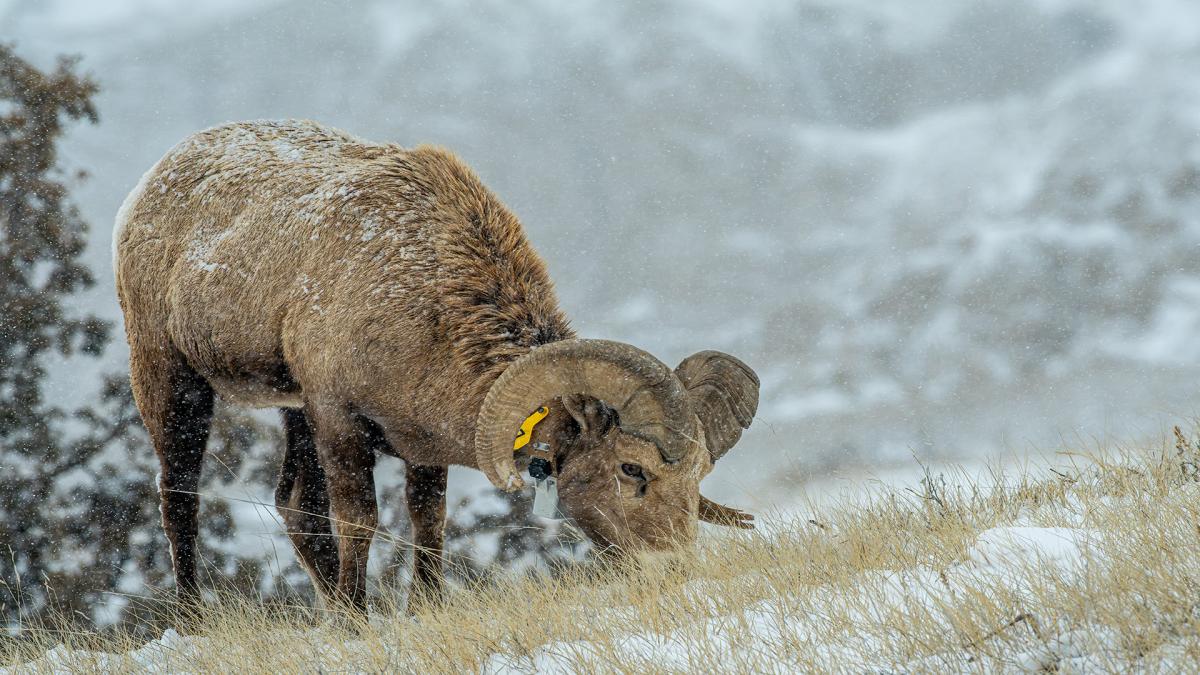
[621,463,645,479]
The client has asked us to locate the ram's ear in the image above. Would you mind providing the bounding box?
[561,394,619,441]
[675,351,759,461]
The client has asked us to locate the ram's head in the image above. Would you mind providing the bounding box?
[475,340,759,552]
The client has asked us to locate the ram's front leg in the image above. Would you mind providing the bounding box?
[405,463,448,612]
[306,403,378,616]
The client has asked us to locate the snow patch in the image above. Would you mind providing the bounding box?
[111,161,161,273]
[967,526,1096,578]
[184,227,234,273]
[270,138,303,162]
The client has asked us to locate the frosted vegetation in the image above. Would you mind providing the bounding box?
[7,433,1200,672]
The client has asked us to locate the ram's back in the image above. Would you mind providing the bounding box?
[114,120,571,412]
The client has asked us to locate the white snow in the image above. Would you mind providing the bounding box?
[1111,277,1200,365]
[270,139,304,163]
[111,161,161,272]
[184,227,234,273]
[479,525,1112,673]
[5,628,199,674]
[1,523,1136,673]
[967,526,1095,578]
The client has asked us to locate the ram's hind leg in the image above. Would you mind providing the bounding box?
[276,408,339,601]
[128,338,214,602]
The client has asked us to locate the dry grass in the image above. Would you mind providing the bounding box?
[6,431,1200,673]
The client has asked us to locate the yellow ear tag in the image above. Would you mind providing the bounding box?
[513,406,550,452]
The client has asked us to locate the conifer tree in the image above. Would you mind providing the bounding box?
[0,45,279,630]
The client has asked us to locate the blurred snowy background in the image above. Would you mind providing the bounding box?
[3,0,1200,613]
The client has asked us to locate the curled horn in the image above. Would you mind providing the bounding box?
[475,339,694,491]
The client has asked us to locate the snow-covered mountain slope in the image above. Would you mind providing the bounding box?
[2,0,1199,504]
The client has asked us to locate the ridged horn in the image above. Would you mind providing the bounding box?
[475,339,694,491]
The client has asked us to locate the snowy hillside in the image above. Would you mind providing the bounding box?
[7,435,1200,672]
[7,527,1128,672]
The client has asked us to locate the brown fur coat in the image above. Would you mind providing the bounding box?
[115,120,573,467]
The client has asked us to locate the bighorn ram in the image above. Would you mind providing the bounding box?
[114,120,759,613]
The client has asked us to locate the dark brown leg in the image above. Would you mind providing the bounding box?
[275,408,339,601]
[304,403,377,615]
[128,342,214,602]
[405,463,448,611]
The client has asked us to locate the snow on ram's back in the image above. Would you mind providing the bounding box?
[3,0,1200,670]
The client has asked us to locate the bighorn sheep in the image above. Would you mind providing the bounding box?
[113,120,759,613]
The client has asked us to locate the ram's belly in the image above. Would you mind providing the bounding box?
[166,234,304,409]
[207,376,304,408]
[170,302,303,409]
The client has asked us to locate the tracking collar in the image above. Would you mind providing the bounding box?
[513,406,566,519]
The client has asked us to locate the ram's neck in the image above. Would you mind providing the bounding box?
[443,247,577,403]
[407,146,577,402]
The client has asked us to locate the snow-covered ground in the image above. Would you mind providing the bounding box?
[1,524,1166,673]
[10,444,1198,673]
[485,527,1129,673]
